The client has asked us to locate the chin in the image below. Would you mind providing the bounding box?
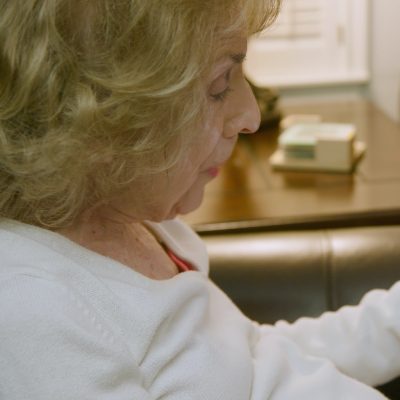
[143,201,198,222]
[175,190,205,217]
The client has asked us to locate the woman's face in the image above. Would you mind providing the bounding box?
[110,37,261,222]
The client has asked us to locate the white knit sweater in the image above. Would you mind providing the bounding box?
[0,218,399,399]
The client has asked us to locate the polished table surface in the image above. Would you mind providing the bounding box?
[183,100,400,233]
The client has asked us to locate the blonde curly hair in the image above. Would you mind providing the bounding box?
[0,0,280,228]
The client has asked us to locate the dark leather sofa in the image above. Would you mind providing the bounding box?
[202,225,400,399]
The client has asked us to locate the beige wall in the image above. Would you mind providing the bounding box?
[369,0,400,122]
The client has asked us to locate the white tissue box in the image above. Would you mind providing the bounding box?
[270,123,366,173]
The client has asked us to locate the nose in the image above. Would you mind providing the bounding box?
[223,79,261,138]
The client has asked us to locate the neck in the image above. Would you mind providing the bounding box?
[57,206,179,280]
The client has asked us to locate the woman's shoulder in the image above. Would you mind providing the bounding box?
[0,218,84,278]
[0,219,57,279]
[0,220,92,321]
[0,248,146,400]
[0,219,142,355]
[0,218,127,294]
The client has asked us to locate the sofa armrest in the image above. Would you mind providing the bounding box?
[204,225,400,323]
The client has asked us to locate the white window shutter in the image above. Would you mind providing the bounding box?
[263,0,323,40]
[244,0,369,88]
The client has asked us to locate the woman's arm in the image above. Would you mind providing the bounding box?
[261,281,400,387]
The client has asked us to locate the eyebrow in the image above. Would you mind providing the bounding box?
[211,52,247,80]
[230,53,246,64]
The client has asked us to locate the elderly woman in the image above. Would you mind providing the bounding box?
[1,1,400,399]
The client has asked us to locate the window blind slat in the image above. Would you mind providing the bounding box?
[265,0,322,39]
[245,0,369,88]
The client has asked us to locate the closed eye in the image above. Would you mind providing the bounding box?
[211,87,233,102]
[210,69,233,102]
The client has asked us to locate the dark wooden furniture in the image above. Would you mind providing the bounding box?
[183,100,400,233]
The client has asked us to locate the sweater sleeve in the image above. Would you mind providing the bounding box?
[205,279,388,399]
[257,281,400,390]
[0,274,153,400]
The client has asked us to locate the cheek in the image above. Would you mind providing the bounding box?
[195,114,225,162]
[162,113,226,216]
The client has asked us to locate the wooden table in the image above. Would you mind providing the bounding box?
[183,100,400,233]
